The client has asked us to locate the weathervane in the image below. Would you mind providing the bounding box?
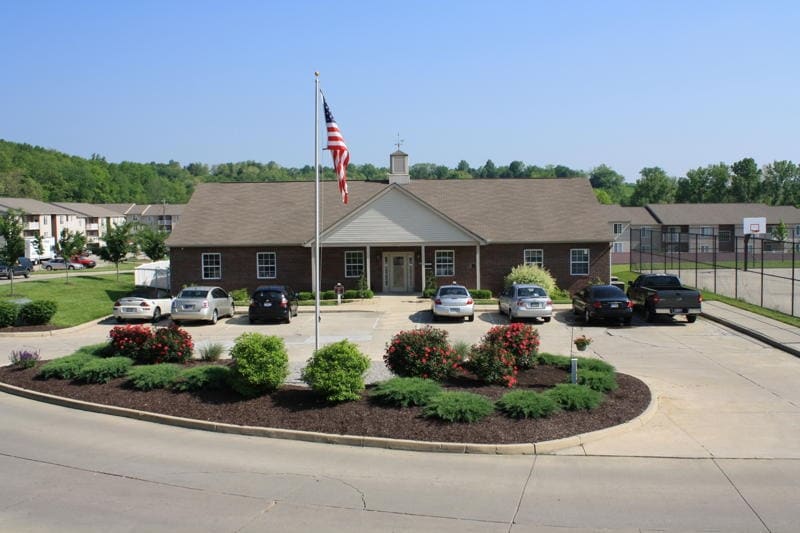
[394,133,404,151]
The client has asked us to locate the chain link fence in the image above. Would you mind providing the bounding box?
[629,226,800,317]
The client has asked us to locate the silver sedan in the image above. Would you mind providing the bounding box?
[431,284,475,322]
[171,286,235,325]
[498,284,553,322]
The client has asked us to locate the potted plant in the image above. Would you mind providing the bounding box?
[574,335,592,351]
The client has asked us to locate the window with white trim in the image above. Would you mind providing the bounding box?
[613,223,624,236]
[202,253,221,279]
[344,250,364,278]
[257,252,276,279]
[570,248,589,275]
[435,250,454,277]
[523,249,543,267]
[700,226,714,236]
[613,242,624,253]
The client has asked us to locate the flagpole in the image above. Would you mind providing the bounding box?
[314,72,320,352]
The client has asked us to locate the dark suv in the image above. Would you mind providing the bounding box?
[0,258,32,279]
[248,285,299,323]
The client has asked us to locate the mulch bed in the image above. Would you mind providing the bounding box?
[0,363,650,444]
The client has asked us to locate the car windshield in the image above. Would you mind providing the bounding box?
[179,290,209,298]
[439,287,468,297]
[518,287,545,297]
[592,287,625,298]
[647,276,681,288]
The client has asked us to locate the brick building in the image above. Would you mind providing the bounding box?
[166,155,612,296]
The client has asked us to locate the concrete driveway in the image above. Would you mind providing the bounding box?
[2,296,800,531]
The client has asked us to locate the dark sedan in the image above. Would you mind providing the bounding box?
[572,284,634,325]
[248,285,299,323]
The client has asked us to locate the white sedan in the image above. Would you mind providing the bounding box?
[113,287,173,323]
[42,258,85,270]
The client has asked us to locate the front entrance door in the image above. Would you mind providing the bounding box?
[383,252,414,292]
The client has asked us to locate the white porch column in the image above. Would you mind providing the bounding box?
[366,245,371,290]
[475,244,481,290]
[310,248,316,294]
[421,245,426,292]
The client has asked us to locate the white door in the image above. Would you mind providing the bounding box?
[383,252,413,292]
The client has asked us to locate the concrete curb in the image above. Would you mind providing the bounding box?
[0,317,109,338]
[0,379,657,455]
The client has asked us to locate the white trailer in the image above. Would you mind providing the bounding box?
[134,260,171,290]
[24,236,56,264]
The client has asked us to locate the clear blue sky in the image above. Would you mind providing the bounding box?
[2,1,798,182]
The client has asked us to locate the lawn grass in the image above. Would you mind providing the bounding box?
[0,273,134,327]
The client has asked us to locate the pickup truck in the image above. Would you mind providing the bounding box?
[626,274,703,323]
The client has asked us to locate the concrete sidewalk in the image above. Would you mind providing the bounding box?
[701,299,800,358]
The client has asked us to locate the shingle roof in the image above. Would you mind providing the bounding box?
[0,197,78,215]
[50,202,127,218]
[599,205,659,225]
[645,203,800,225]
[166,178,611,247]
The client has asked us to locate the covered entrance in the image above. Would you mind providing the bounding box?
[383,252,414,293]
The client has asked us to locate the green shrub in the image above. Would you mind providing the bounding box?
[544,384,604,411]
[576,369,618,392]
[0,301,19,327]
[172,365,231,392]
[37,353,99,380]
[422,391,495,423]
[343,289,359,299]
[9,348,41,369]
[496,390,558,419]
[75,343,113,358]
[18,300,57,326]
[321,289,336,300]
[370,377,442,407]
[76,356,134,384]
[537,352,571,369]
[422,287,436,298]
[198,342,226,362]
[301,340,370,402]
[384,326,461,380]
[298,291,313,301]
[360,289,374,299]
[126,364,181,391]
[577,357,615,374]
[469,289,492,299]
[504,264,558,295]
[228,333,289,397]
[480,323,540,369]
[230,288,249,302]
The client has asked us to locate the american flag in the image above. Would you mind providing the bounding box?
[323,95,350,204]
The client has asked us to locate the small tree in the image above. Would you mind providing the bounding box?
[135,225,169,261]
[771,220,789,258]
[0,209,26,295]
[100,222,135,280]
[57,228,86,283]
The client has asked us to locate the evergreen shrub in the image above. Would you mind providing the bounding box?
[172,365,231,392]
[0,301,19,327]
[422,391,495,423]
[496,390,558,419]
[37,353,99,380]
[545,384,604,411]
[576,369,618,392]
[19,300,57,325]
[370,377,442,407]
[301,339,370,402]
[228,333,289,397]
[126,364,181,391]
[76,356,133,384]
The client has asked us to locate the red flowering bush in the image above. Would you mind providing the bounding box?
[109,324,154,361]
[465,324,541,387]
[108,324,194,364]
[384,326,461,381]
[466,342,519,387]
[480,323,540,369]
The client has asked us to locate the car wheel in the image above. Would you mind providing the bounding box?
[172,319,182,326]
[23,273,29,278]
[68,265,74,270]
[431,311,439,322]
[467,314,474,322]
[543,316,551,323]
[285,309,292,324]
[115,316,124,323]
[210,310,218,325]
[687,315,697,323]
[152,307,161,323]
[248,316,255,324]
[572,306,580,315]
[229,303,235,318]
[623,317,632,326]
[583,309,591,324]
[645,307,656,323]
[46,266,53,271]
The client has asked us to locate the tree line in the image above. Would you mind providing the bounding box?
[1,139,797,207]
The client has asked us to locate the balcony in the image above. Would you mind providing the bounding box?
[24,221,40,230]
[86,223,99,230]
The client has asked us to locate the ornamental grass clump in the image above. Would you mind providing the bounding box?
[198,342,226,362]
[126,363,182,391]
[370,377,443,407]
[383,326,461,380]
[544,383,604,411]
[422,391,495,423]
[228,332,289,397]
[172,365,231,392]
[496,390,559,419]
[76,356,133,384]
[301,339,371,402]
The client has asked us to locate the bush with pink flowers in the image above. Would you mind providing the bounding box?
[383,326,461,380]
